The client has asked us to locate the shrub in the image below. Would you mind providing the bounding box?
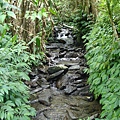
[0,1,38,120]
[0,36,37,120]
[84,12,120,120]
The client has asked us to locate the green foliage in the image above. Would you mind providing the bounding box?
[0,1,37,120]
[84,2,120,120]
[0,36,36,119]
[0,38,36,120]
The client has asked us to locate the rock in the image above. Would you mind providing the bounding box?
[29,72,37,79]
[77,86,90,93]
[41,84,50,89]
[38,89,52,106]
[64,52,79,58]
[59,39,66,44]
[75,48,82,52]
[69,65,80,70]
[72,83,85,88]
[65,38,74,45]
[33,113,47,120]
[67,109,79,120]
[47,64,68,74]
[44,110,70,120]
[67,73,81,81]
[76,66,87,75]
[56,74,69,90]
[47,70,66,82]
[50,87,62,96]
[30,87,43,94]
[73,79,83,84]
[37,78,49,87]
[31,81,38,88]
[46,45,58,49]
[59,51,67,58]
[67,48,75,51]
[80,92,93,96]
[57,58,80,66]
[64,85,77,95]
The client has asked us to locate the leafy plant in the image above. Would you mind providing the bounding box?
[84,1,120,120]
[0,1,37,120]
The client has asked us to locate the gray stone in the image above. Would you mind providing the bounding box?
[57,58,80,66]
[64,52,79,58]
[50,87,61,96]
[47,70,66,81]
[37,78,49,87]
[46,45,58,49]
[38,89,52,106]
[67,109,79,120]
[76,66,87,75]
[30,87,43,94]
[33,113,47,120]
[47,64,68,74]
[64,85,77,95]
[56,74,69,90]
[69,65,80,70]
[73,79,83,84]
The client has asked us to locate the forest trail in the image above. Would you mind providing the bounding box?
[29,25,101,120]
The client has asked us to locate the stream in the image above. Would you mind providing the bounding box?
[28,25,101,120]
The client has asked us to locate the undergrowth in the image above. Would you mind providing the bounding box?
[0,1,44,120]
[84,11,120,120]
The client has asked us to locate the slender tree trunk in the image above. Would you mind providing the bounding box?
[106,0,119,40]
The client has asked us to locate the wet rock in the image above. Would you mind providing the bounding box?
[46,45,58,49]
[67,73,81,81]
[67,48,75,51]
[38,67,47,74]
[59,51,67,58]
[75,48,82,52]
[38,89,52,106]
[64,52,79,58]
[29,72,37,79]
[50,87,61,96]
[74,83,85,88]
[69,65,80,70]
[33,112,47,120]
[77,86,90,93]
[56,74,69,90]
[64,85,77,95]
[44,110,70,120]
[37,78,49,88]
[47,70,67,82]
[59,39,66,44]
[30,87,43,94]
[47,64,68,74]
[67,109,79,120]
[57,58,80,66]
[80,91,93,96]
[73,79,83,84]
[76,66,87,75]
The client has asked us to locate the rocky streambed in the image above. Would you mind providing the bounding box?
[28,25,101,120]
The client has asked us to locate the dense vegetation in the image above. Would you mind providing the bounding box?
[0,1,43,120]
[84,1,120,120]
[0,0,120,120]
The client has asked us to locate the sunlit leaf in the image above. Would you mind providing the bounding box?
[6,11,16,19]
